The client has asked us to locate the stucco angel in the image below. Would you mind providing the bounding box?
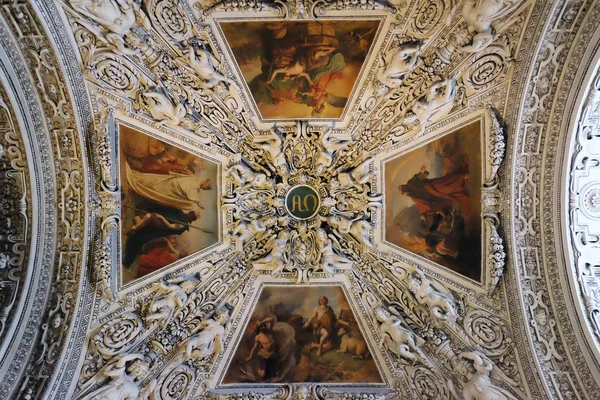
[183,310,229,361]
[316,229,354,273]
[253,230,290,275]
[253,133,287,173]
[316,128,351,174]
[449,351,517,400]
[407,267,457,323]
[70,0,149,54]
[230,215,277,248]
[411,75,457,135]
[186,46,232,88]
[143,276,199,325]
[140,89,186,127]
[374,307,425,362]
[377,41,422,89]
[459,0,522,53]
[332,157,374,191]
[328,215,373,249]
[79,354,155,400]
[226,162,271,191]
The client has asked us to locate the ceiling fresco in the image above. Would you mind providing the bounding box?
[119,124,220,285]
[0,0,599,399]
[219,19,380,119]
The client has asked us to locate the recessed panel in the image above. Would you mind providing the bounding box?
[223,285,383,384]
[119,125,218,284]
[385,122,483,281]
[220,20,379,119]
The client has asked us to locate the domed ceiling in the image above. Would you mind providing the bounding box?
[0,0,599,399]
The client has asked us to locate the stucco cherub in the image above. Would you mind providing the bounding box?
[183,310,230,361]
[377,41,423,89]
[79,354,155,400]
[459,0,522,53]
[140,89,186,127]
[70,0,149,54]
[143,275,200,325]
[449,351,517,400]
[407,267,457,323]
[411,75,457,135]
[374,306,425,362]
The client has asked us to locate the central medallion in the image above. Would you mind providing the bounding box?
[285,185,321,220]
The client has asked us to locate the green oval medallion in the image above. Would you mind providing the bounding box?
[285,185,321,220]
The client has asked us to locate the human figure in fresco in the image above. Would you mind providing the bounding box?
[244,317,279,381]
[123,207,200,267]
[397,154,472,219]
[126,163,212,210]
[250,22,349,115]
[123,210,201,235]
[302,296,337,357]
[136,236,188,278]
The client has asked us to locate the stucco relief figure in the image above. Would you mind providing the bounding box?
[253,231,289,275]
[230,216,276,248]
[329,215,373,249]
[332,157,373,190]
[70,0,148,54]
[183,310,229,361]
[79,354,154,400]
[374,307,425,362]
[140,90,186,127]
[253,133,287,172]
[376,41,422,89]
[407,268,457,323]
[449,352,517,400]
[316,128,351,173]
[186,46,232,88]
[143,277,198,325]
[317,229,354,273]
[227,163,270,189]
[411,76,457,135]
[459,0,522,53]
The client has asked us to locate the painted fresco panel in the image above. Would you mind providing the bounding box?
[220,20,379,119]
[385,122,483,281]
[223,286,382,384]
[119,125,218,284]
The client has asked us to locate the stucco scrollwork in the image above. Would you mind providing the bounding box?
[569,68,600,345]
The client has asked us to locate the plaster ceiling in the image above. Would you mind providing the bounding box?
[0,0,599,399]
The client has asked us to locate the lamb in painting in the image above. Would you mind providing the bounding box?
[337,327,370,359]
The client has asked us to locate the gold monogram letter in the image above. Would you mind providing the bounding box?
[291,195,306,212]
[303,194,318,211]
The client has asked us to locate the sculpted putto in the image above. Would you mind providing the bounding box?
[253,230,290,275]
[142,276,200,325]
[316,128,351,174]
[329,215,373,249]
[374,307,425,362]
[316,229,354,274]
[407,267,457,323]
[449,351,517,400]
[70,0,149,54]
[140,89,186,127]
[411,75,457,135]
[459,0,522,52]
[183,310,230,361]
[186,45,232,89]
[79,354,154,400]
[377,41,422,89]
